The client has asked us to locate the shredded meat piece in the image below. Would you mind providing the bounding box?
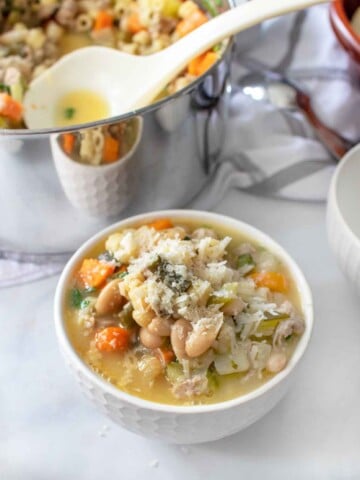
[273,317,304,347]
[56,0,78,27]
[171,374,208,399]
[158,17,177,35]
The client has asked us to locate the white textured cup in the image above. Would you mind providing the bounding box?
[327,144,360,294]
[54,210,313,444]
[51,118,143,218]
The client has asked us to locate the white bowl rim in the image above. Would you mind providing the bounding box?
[328,143,360,251]
[54,209,314,414]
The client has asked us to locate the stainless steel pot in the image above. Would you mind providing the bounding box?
[0,2,235,207]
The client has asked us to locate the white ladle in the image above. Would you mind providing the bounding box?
[24,0,328,129]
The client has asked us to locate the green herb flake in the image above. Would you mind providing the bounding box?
[183,236,191,241]
[231,360,238,369]
[118,271,129,279]
[238,253,255,269]
[70,288,83,309]
[213,43,222,53]
[64,107,76,119]
[0,83,11,95]
[80,299,90,310]
[202,0,217,16]
[84,286,96,294]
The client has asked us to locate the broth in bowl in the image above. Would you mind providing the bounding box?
[65,217,305,406]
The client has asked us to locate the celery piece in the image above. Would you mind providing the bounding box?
[207,369,219,392]
[162,0,181,17]
[238,253,255,270]
[208,282,239,305]
[118,303,135,329]
[256,312,290,333]
[166,362,184,383]
[10,81,24,102]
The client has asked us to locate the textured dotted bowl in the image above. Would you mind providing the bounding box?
[51,118,143,218]
[327,144,360,293]
[54,210,313,444]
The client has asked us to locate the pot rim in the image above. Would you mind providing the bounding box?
[0,1,235,139]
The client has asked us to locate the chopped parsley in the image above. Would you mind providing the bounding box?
[238,253,255,270]
[70,288,83,309]
[80,299,90,309]
[64,107,76,119]
[118,271,128,279]
[0,83,11,95]
[156,257,191,294]
[70,288,94,309]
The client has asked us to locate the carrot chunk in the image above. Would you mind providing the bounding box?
[78,258,115,288]
[175,9,208,37]
[188,51,218,76]
[250,271,288,293]
[95,327,130,352]
[156,347,175,366]
[0,93,23,122]
[93,10,114,31]
[147,218,173,230]
[103,135,120,163]
[62,133,75,155]
[126,12,144,34]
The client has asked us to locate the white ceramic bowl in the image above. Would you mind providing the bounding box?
[54,210,313,444]
[51,118,143,218]
[327,144,360,292]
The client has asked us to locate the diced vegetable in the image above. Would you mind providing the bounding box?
[188,51,218,76]
[156,347,175,366]
[78,258,115,288]
[175,9,208,37]
[162,0,181,17]
[256,312,290,333]
[166,362,184,383]
[62,133,76,155]
[70,288,83,309]
[148,218,173,230]
[118,302,135,329]
[126,12,144,34]
[95,327,130,352]
[93,10,114,31]
[103,135,120,163]
[214,343,250,375]
[10,81,24,103]
[208,282,238,305]
[0,93,23,122]
[238,253,255,271]
[206,369,219,392]
[250,271,288,293]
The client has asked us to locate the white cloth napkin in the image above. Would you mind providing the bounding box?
[189,4,360,208]
[1,4,359,287]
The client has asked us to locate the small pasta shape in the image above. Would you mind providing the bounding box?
[75,13,94,32]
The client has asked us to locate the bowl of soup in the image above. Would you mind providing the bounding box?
[54,210,313,444]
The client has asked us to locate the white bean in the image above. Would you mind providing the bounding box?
[95,279,125,315]
[170,319,192,360]
[139,328,163,349]
[147,316,172,336]
[266,351,288,373]
[185,322,220,358]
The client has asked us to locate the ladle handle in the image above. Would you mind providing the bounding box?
[157,0,328,71]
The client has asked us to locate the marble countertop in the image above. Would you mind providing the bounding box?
[2,188,360,479]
